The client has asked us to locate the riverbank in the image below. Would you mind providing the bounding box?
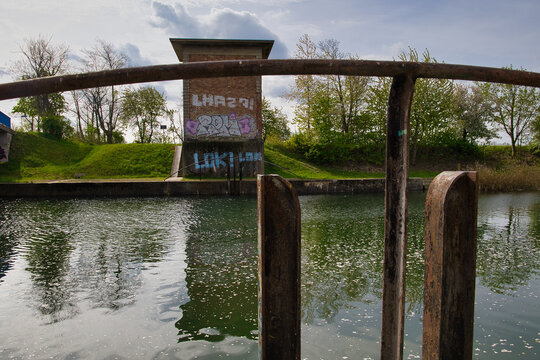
[0,178,425,198]
[0,132,538,192]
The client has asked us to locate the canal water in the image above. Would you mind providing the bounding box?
[0,193,538,359]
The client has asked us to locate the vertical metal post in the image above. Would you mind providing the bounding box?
[257,174,301,360]
[381,73,416,360]
[422,171,478,360]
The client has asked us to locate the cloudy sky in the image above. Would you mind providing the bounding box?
[1,0,539,131]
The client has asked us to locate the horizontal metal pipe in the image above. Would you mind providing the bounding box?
[1,59,539,101]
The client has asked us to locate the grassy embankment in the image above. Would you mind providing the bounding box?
[0,132,174,182]
[0,132,538,192]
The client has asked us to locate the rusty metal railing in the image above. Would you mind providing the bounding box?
[1,59,539,100]
[1,60,539,360]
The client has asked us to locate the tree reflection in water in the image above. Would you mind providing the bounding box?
[176,197,258,342]
[476,194,540,295]
[0,199,180,323]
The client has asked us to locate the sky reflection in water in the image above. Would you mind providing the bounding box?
[0,193,538,359]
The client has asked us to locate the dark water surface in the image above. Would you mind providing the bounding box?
[0,193,538,359]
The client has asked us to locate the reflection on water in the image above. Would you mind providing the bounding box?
[176,198,258,342]
[0,193,539,359]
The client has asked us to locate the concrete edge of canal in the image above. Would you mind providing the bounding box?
[0,178,426,198]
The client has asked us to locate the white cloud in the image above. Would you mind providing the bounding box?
[149,1,289,58]
[119,43,154,67]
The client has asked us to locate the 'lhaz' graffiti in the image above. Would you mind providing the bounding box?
[185,113,257,139]
[192,94,254,110]
[193,151,262,170]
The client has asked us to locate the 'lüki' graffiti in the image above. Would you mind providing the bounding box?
[193,151,262,170]
[192,94,254,110]
[186,113,257,139]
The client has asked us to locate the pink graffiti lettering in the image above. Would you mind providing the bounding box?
[185,119,198,135]
[238,118,251,134]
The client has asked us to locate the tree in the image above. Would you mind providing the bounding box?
[287,34,319,131]
[401,48,455,165]
[452,84,495,144]
[317,39,370,135]
[288,35,371,140]
[480,69,540,156]
[12,96,41,131]
[366,76,392,143]
[72,40,127,143]
[11,35,69,137]
[367,48,455,165]
[262,98,290,142]
[122,87,168,143]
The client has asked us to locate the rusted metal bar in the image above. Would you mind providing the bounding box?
[381,73,416,360]
[422,171,478,360]
[257,174,301,360]
[1,59,539,101]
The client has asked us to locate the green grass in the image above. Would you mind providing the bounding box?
[264,143,386,179]
[0,132,175,182]
[1,133,538,192]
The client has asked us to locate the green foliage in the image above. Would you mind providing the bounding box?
[41,115,73,139]
[261,98,291,142]
[12,93,67,133]
[398,48,455,165]
[122,86,168,143]
[286,132,313,155]
[452,84,496,144]
[287,34,371,135]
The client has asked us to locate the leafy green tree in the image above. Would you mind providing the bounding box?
[12,96,41,131]
[452,84,496,144]
[261,98,290,142]
[122,87,168,143]
[479,69,540,156]
[317,39,371,135]
[402,48,455,165]
[367,48,455,165]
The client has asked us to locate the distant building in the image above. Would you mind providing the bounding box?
[0,111,10,128]
[0,111,14,163]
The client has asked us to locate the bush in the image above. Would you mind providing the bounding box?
[287,132,312,155]
[41,115,74,139]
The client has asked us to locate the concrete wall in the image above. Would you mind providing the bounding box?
[0,178,425,198]
[0,124,14,164]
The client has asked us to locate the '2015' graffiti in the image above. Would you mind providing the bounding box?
[185,113,257,139]
[194,151,262,170]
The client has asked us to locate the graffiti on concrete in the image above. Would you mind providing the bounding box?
[192,94,254,110]
[185,113,257,139]
[193,151,262,170]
